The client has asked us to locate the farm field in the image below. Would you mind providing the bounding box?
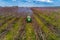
[0,7,60,40]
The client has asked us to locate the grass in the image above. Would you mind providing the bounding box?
[33,14,59,40]
[32,9,60,32]
[25,23,36,40]
[3,17,23,40]
[0,17,16,33]
[0,16,14,26]
[0,8,60,40]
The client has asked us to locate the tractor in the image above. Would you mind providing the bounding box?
[26,16,32,23]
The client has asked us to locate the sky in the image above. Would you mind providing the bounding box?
[0,0,60,7]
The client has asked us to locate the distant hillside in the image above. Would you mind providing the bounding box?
[0,7,60,16]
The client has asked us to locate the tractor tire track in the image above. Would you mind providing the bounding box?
[14,17,26,40]
[32,15,46,40]
[24,17,36,40]
[34,12,58,35]
[4,17,24,40]
[0,17,19,40]
[32,9,57,33]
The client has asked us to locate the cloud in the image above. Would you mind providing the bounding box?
[12,0,16,1]
[35,0,53,2]
[23,0,53,3]
[0,0,60,7]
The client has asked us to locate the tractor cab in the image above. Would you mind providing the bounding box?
[26,16,32,23]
